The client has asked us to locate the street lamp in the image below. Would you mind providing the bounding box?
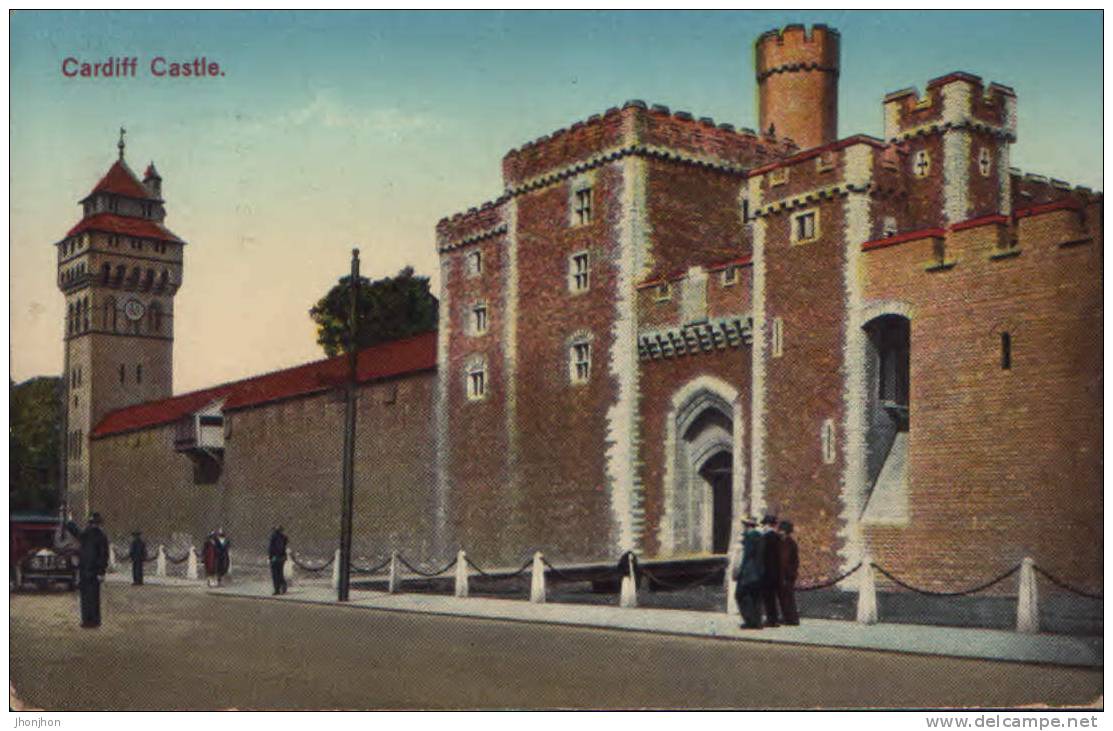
[337,248,360,601]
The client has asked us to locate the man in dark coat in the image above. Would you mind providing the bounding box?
[760,514,782,627]
[732,516,765,629]
[128,531,147,586]
[64,512,110,628]
[268,526,288,595]
[215,528,231,585]
[777,520,800,625]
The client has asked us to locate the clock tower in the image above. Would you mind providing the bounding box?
[57,130,185,516]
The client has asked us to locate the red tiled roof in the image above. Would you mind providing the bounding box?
[65,213,184,245]
[82,160,153,201]
[91,331,438,439]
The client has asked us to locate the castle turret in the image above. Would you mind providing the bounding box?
[755,24,840,150]
[144,161,162,200]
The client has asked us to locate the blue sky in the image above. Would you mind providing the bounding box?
[10,10,1103,392]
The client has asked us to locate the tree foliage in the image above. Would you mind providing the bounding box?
[309,266,438,357]
[10,376,62,514]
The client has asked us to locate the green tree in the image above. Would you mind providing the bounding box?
[309,266,438,357]
[10,376,62,514]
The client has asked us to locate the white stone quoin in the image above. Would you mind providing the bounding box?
[1016,556,1039,634]
[187,546,199,580]
[156,545,167,577]
[530,551,546,604]
[454,550,469,598]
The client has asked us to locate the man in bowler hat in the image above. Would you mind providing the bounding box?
[732,515,765,629]
[268,526,288,595]
[761,514,783,626]
[777,520,800,625]
[64,512,110,628]
[128,531,147,586]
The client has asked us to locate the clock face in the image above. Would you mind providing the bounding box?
[124,299,146,322]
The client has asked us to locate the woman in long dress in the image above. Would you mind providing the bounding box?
[202,532,219,588]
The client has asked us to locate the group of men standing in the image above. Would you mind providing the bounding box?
[733,514,799,630]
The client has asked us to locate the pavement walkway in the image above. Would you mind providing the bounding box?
[160,575,1106,669]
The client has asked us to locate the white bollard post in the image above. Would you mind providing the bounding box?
[1016,557,1039,634]
[454,550,469,598]
[108,544,118,572]
[856,557,878,625]
[187,546,199,580]
[725,553,740,617]
[530,551,546,604]
[619,557,637,608]
[331,549,341,590]
[388,551,400,594]
[156,545,167,578]
[284,548,295,583]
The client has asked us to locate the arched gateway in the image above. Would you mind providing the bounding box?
[659,376,746,556]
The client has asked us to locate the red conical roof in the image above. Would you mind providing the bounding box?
[81,159,153,202]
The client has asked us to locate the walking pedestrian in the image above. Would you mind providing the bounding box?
[64,512,110,628]
[215,528,231,586]
[268,526,288,595]
[761,513,782,627]
[128,531,146,586]
[777,520,800,625]
[732,515,765,629]
[202,532,219,588]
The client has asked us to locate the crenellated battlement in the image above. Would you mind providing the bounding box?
[883,71,1017,142]
[435,198,507,251]
[754,24,840,80]
[501,100,796,187]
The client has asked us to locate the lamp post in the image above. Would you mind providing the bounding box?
[337,248,360,601]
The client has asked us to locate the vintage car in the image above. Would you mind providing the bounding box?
[10,514,78,591]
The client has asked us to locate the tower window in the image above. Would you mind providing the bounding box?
[1001,332,1012,370]
[465,250,482,278]
[978,147,993,177]
[772,316,784,358]
[882,216,898,238]
[741,199,750,223]
[721,266,738,287]
[569,341,591,384]
[913,150,931,178]
[821,419,837,464]
[119,364,125,384]
[791,210,819,244]
[471,303,488,335]
[573,187,593,226]
[569,251,590,293]
[136,364,143,384]
[466,363,487,401]
[654,283,672,302]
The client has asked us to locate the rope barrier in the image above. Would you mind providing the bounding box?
[397,554,458,578]
[1033,566,1103,601]
[350,557,392,575]
[797,562,863,592]
[871,562,1021,597]
[640,566,722,591]
[291,553,335,572]
[464,556,496,578]
[539,556,584,583]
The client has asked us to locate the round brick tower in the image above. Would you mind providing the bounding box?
[754,24,840,150]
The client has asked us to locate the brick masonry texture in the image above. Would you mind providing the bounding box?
[75,25,1103,594]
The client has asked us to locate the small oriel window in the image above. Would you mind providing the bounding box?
[721,266,738,287]
[570,341,591,384]
[913,150,931,178]
[471,303,488,335]
[791,210,818,244]
[569,252,590,292]
[466,250,482,278]
[574,187,593,226]
[978,147,993,177]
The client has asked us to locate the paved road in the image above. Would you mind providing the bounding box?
[9,584,1102,710]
